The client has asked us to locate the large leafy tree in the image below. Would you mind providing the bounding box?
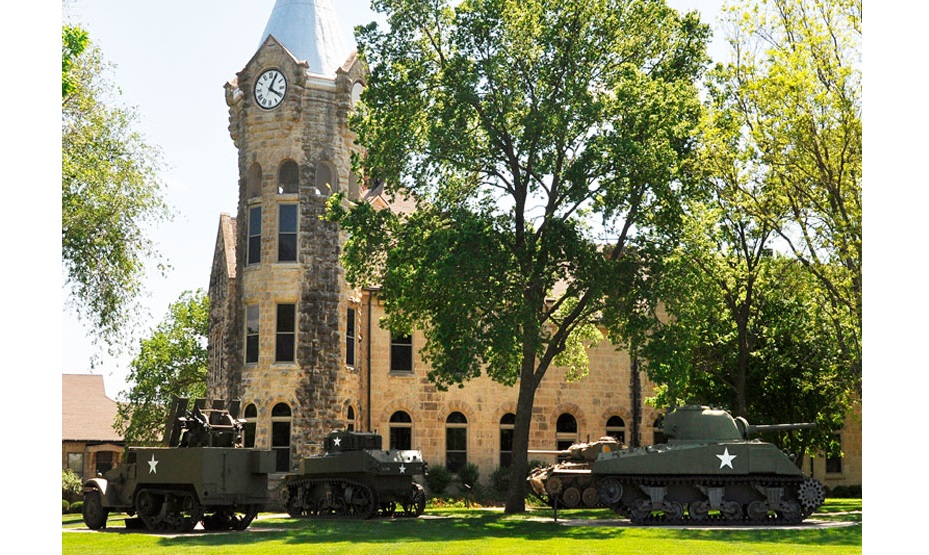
[62,23,171,352]
[634,199,854,462]
[329,0,709,512]
[705,0,862,389]
[115,290,209,446]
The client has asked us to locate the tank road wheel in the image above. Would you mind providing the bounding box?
[688,500,711,522]
[135,489,166,531]
[597,478,623,507]
[720,500,743,522]
[628,499,653,523]
[178,492,204,532]
[776,500,802,524]
[348,485,378,519]
[402,483,426,517]
[82,489,108,530]
[797,477,826,517]
[561,487,581,508]
[748,500,771,522]
[662,500,684,522]
[581,487,599,508]
[380,502,397,517]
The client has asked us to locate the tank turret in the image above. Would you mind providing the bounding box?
[283,430,428,519]
[528,405,827,525]
[80,398,275,533]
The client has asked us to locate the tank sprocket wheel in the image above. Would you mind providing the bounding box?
[82,489,108,530]
[135,489,168,531]
[797,477,826,515]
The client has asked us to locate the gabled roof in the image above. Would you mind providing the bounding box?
[62,374,122,443]
[258,0,350,77]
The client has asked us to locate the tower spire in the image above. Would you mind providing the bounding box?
[259,0,349,76]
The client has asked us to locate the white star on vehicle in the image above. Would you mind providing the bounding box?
[148,454,159,474]
[399,464,406,474]
[716,447,737,469]
[333,437,341,447]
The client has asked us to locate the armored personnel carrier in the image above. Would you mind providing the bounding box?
[528,405,827,525]
[282,430,427,519]
[81,398,275,532]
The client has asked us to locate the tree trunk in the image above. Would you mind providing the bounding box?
[504,364,542,513]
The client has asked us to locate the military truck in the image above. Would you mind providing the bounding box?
[81,398,275,532]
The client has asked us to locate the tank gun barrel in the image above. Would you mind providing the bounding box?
[746,422,816,435]
[528,449,571,456]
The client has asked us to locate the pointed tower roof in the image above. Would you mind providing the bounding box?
[259,0,349,77]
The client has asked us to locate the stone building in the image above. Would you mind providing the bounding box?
[207,0,860,492]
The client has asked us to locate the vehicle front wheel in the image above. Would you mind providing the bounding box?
[82,490,109,530]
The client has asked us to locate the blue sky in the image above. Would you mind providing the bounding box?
[54,0,730,400]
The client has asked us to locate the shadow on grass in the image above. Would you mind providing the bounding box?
[126,508,859,550]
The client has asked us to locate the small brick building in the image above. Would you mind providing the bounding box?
[61,374,124,480]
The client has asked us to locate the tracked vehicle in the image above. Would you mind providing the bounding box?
[282,430,427,519]
[81,398,275,532]
[528,405,826,525]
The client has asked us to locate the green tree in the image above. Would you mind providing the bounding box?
[330,0,709,513]
[62,23,171,352]
[634,200,854,461]
[705,0,862,389]
[115,290,209,446]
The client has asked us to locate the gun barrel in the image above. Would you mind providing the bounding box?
[748,423,816,435]
[527,450,570,456]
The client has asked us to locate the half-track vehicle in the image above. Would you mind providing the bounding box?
[282,430,427,519]
[528,405,827,525]
[81,398,275,532]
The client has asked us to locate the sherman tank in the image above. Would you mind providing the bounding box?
[81,398,275,532]
[282,430,427,519]
[528,405,827,525]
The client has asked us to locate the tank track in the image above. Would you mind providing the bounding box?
[284,478,425,519]
[541,473,824,526]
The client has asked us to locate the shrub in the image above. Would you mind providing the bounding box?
[62,469,82,504]
[69,501,84,514]
[425,464,453,496]
[62,499,70,514]
[489,466,510,496]
[829,485,863,498]
[457,463,480,489]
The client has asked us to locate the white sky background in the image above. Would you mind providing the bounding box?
[2,1,918,545]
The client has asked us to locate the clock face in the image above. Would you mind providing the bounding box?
[254,69,287,109]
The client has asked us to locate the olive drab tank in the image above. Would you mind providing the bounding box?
[80,398,275,532]
[528,405,827,525]
[282,430,428,519]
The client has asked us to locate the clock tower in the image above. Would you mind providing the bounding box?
[210,0,367,473]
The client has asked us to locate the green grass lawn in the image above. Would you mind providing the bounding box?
[62,498,862,555]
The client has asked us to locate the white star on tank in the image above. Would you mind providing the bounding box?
[716,447,737,469]
[148,454,159,474]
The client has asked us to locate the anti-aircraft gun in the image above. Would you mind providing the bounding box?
[81,398,275,533]
[528,405,827,525]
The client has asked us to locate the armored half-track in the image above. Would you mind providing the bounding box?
[283,430,427,519]
[528,405,827,525]
[81,398,275,532]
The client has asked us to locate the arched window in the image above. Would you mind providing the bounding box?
[556,413,578,450]
[271,403,292,471]
[278,160,299,194]
[315,162,338,196]
[499,413,516,468]
[246,162,262,198]
[445,412,468,473]
[652,415,666,445]
[243,403,257,448]
[389,411,412,450]
[346,405,356,432]
[606,415,625,444]
[351,80,364,107]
